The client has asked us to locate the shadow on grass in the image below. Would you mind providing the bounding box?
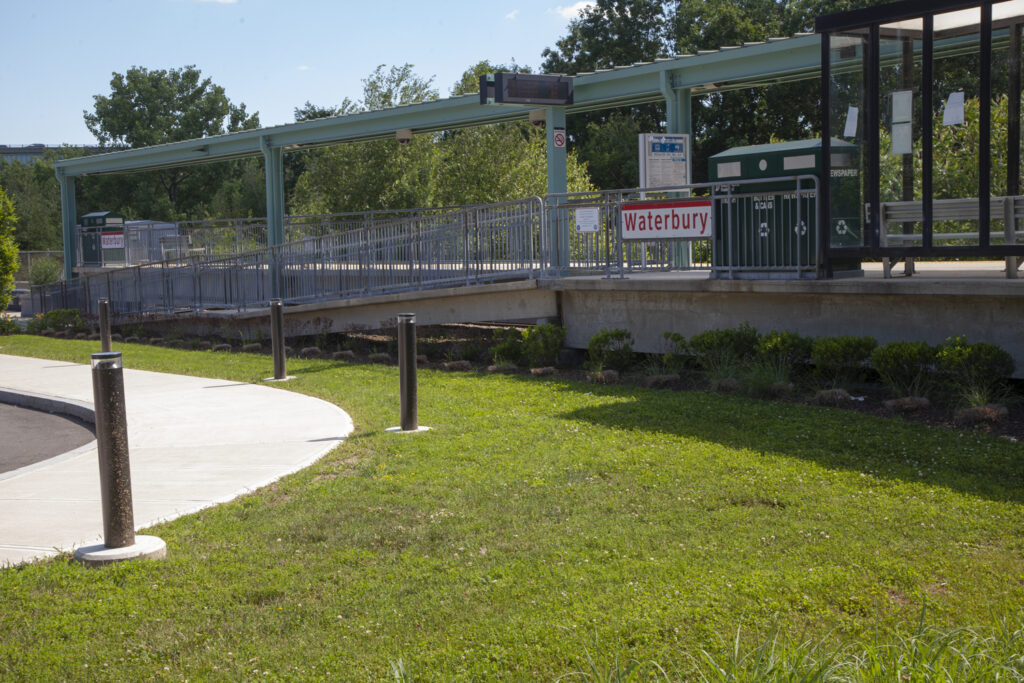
[500,372,1024,505]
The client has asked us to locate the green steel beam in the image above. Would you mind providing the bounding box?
[57,171,76,280]
[546,106,568,272]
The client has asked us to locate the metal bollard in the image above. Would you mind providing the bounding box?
[98,299,111,353]
[397,313,418,431]
[90,352,135,548]
[270,298,286,380]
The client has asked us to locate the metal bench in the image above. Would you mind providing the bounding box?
[877,196,1024,278]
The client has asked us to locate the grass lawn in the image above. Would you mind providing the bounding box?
[1,335,1022,680]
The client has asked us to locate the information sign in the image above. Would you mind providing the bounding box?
[573,207,599,234]
[638,133,691,190]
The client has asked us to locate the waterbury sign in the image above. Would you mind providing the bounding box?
[620,199,712,241]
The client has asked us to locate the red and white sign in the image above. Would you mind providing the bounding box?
[621,199,712,241]
[553,128,566,149]
[101,232,124,249]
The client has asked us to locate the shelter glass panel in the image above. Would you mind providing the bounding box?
[930,6,982,245]
[878,19,925,248]
[828,32,868,249]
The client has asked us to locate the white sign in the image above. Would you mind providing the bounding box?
[553,127,566,148]
[843,106,859,138]
[621,199,712,241]
[574,206,600,234]
[101,232,124,249]
[639,133,690,190]
[943,91,965,126]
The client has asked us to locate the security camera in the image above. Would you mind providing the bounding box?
[396,129,413,145]
[529,109,546,129]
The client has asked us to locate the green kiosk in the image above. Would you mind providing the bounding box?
[709,139,862,278]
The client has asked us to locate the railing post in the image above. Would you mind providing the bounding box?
[98,299,111,352]
[398,313,418,431]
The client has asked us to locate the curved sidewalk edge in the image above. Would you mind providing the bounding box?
[0,354,354,568]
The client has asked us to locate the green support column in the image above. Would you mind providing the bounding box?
[261,137,285,297]
[662,77,693,268]
[57,170,77,281]
[545,106,568,272]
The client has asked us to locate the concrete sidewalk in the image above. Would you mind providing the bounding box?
[0,354,353,567]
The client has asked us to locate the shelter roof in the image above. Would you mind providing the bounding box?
[54,33,823,177]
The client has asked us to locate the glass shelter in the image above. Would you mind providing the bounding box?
[816,0,1023,275]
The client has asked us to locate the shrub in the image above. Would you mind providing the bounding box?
[28,257,63,286]
[0,187,18,312]
[811,335,877,386]
[757,330,813,369]
[490,327,524,366]
[25,308,87,334]
[688,323,759,370]
[661,331,691,372]
[0,316,18,335]
[936,336,1015,401]
[586,328,635,371]
[520,323,565,368]
[870,341,937,397]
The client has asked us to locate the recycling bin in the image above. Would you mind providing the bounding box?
[709,138,861,277]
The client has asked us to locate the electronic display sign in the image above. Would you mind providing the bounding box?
[479,73,574,106]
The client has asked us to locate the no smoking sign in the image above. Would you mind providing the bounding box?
[553,127,566,149]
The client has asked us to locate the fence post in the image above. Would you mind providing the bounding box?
[73,352,166,565]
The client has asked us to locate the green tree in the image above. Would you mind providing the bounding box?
[291,62,593,214]
[0,156,61,250]
[541,0,668,189]
[290,64,441,214]
[437,60,591,204]
[83,65,260,217]
[540,0,888,186]
[0,186,19,310]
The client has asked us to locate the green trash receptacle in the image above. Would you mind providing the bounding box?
[709,139,861,278]
[80,211,126,266]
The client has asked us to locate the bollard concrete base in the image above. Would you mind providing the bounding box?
[262,376,295,383]
[385,426,432,434]
[73,535,167,567]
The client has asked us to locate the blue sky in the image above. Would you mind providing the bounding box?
[1,0,596,145]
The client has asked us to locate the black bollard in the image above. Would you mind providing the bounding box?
[90,352,135,548]
[398,313,418,431]
[270,298,286,380]
[98,299,111,353]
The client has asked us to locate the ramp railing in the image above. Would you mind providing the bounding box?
[544,185,714,276]
[36,197,545,319]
